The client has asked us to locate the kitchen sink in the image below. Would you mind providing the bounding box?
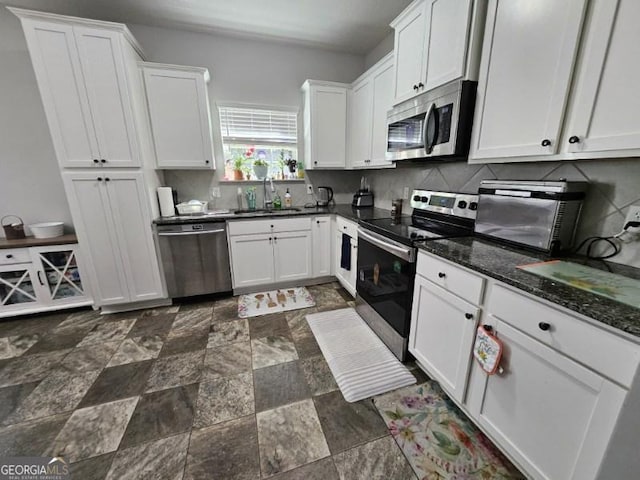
[234,208,301,215]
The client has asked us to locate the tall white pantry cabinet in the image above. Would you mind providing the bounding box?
[11,8,167,309]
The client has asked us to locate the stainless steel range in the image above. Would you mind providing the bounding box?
[356,190,478,361]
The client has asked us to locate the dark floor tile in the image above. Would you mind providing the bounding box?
[0,382,39,424]
[300,356,338,396]
[77,319,136,347]
[60,341,120,373]
[159,330,208,357]
[314,391,388,454]
[178,300,215,312]
[193,372,254,428]
[0,334,40,360]
[251,335,299,369]
[213,296,240,321]
[70,452,115,480]
[106,335,164,366]
[272,458,339,480]
[78,360,153,408]
[254,361,311,412]
[0,350,70,387]
[145,350,204,393]
[207,319,249,348]
[24,330,87,355]
[335,287,353,302]
[169,307,213,336]
[332,436,416,480]
[0,413,70,457]
[105,432,189,480]
[138,305,180,317]
[249,313,290,339]
[52,310,102,335]
[119,383,198,449]
[0,312,67,338]
[202,341,252,381]
[126,314,175,339]
[184,415,259,480]
[293,334,322,359]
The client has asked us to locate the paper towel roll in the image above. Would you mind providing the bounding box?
[157,187,175,217]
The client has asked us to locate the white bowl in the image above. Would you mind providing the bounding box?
[29,222,64,239]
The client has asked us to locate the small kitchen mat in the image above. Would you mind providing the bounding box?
[373,381,525,480]
[238,287,315,318]
[517,260,640,309]
[306,308,415,402]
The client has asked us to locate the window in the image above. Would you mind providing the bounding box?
[218,105,301,181]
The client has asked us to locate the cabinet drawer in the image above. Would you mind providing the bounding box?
[0,248,31,265]
[489,284,640,388]
[416,252,484,305]
[228,217,311,236]
[336,216,358,239]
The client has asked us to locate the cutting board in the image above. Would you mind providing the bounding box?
[517,260,640,309]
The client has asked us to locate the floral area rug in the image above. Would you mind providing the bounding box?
[238,287,315,318]
[373,381,525,480]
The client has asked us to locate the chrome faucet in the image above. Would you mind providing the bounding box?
[263,177,274,210]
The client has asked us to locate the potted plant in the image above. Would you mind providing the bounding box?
[285,158,297,174]
[297,162,304,179]
[277,149,287,179]
[253,159,269,180]
[232,156,245,180]
[242,164,252,180]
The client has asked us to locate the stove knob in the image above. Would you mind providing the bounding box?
[420,196,429,203]
[469,202,478,211]
[416,234,425,240]
[410,232,417,238]
[412,195,421,202]
[457,200,468,209]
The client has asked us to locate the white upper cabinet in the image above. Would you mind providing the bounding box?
[391,0,428,104]
[391,0,479,105]
[470,0,588,161]
[302,80,348,169]
[14,10,143,168]
[563,0,640,155]
[348,78,373,168]
[142,63,215,169]
[370,58,395,166]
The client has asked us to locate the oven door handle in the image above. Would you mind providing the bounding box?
[357,228,416,263]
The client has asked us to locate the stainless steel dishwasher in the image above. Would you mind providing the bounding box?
[155,221,232,298]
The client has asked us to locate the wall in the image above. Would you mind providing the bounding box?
[128,23,366,209]
[0,6,73,237]
[365,32,394,70]
[365,159,640,267]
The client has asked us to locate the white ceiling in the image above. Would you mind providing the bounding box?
[5,0,412,54]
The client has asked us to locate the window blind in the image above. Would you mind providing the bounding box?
[219,106,297,145]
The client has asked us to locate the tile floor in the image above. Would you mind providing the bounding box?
[0,282,424,479]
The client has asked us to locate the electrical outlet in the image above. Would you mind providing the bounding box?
[210,187,221,198]
[403,187,410,200]
[624,206,640,228]
[306,184,314,195]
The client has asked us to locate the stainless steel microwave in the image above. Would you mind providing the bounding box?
[386,80,477,161]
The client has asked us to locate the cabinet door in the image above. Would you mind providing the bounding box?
[564,0,640,155]
[424,0,473,91]
[348,79,373,168]
[309,85,347,168]
[312,217,332,277]
[20,19,100,168]
[29,245,90,305]
[334,230,357,297]
[470,319,626,480]
[470,0,587,160]
[74,27,140,167]
[274,231,312,283]
[104,172,165,302]
[62,173,129,305]
[143,66,215,169]
[0,264,41,313]
[229,234,274,288]
[392,1,427,104]
[370,59,395,167]
[409,275,478,403]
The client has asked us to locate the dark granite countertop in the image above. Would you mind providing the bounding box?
[417,236,640,339]
[153,204,392,226]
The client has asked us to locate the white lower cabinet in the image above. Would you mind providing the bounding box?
[410,274,479,403]
[228,234,274,288]
[334,232,357,297]
[0,244,91,318]
[312,216,332,277]
[63,171,165,306]
[273,231,312,282]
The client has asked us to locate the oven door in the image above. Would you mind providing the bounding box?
[356,228,416,337]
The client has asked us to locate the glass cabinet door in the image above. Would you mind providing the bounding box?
[33,249,86,301]
[0,265,38,306]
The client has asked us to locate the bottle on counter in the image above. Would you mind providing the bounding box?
[236,187,243,210]
[273,191,282,209]
[284,188,292,208]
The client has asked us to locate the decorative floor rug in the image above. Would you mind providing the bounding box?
[238,287,315,318]
[306,308,415,402]
[373,381,525,480]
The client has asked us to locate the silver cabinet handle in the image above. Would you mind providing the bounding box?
[157,229,225,237]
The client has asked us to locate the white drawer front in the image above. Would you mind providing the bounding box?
[336,216,358,238]
[0,248,31,265]
[272,217,311,233]
[417,252,485,305]
[488,284,640,388]
[228,217,311,236]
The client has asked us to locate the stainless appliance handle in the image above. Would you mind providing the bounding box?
[423,103,437,154]
[358,228,416,263]
[158,229,225,237]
